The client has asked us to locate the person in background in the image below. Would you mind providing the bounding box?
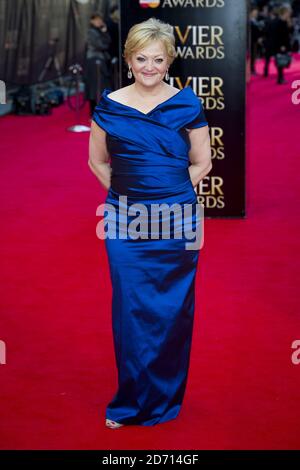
[84,13,112,116]
[263,5,293,84]
[250,6,263,74]
[292,0,300,18]
[256,4,271,59]
[106,4,120,90]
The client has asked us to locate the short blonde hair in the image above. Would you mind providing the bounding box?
[123,17,176,67]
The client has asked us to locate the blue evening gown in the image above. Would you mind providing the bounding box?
[93,86,208,426]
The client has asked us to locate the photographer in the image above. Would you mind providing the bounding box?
[84,13,112,116]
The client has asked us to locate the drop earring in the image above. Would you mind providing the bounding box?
[165,69,169,81]
[127,66,132,79]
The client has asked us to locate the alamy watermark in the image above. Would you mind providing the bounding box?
[0,340,6,364]
[291,80,300,105]
[0,80,6,104]
[95,196,205,250]
[291,340,300,365]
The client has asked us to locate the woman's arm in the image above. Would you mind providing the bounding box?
[88,121,112,191]
[187,125,212,187]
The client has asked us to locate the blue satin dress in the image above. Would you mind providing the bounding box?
[93,86,208,426]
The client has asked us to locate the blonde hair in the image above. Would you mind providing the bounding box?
[123,17,176,67]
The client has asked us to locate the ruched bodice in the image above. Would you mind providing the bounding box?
[93,86,208,199]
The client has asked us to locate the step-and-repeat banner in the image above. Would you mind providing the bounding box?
[119,0,248,218]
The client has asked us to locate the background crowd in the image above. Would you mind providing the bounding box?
[250,0,300,83]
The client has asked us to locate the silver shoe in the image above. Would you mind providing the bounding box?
[105,418,124,429]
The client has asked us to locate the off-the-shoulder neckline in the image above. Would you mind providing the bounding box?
[102,86,192,116]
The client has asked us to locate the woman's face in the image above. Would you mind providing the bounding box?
[129,41,169,87]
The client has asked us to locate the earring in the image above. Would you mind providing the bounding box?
[127,66,132,79]
[165,69,169,81]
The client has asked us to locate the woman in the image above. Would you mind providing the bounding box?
[85,13,112,116]
[88,18,212,428]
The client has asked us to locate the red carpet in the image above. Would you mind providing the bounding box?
[0,55,300,450]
